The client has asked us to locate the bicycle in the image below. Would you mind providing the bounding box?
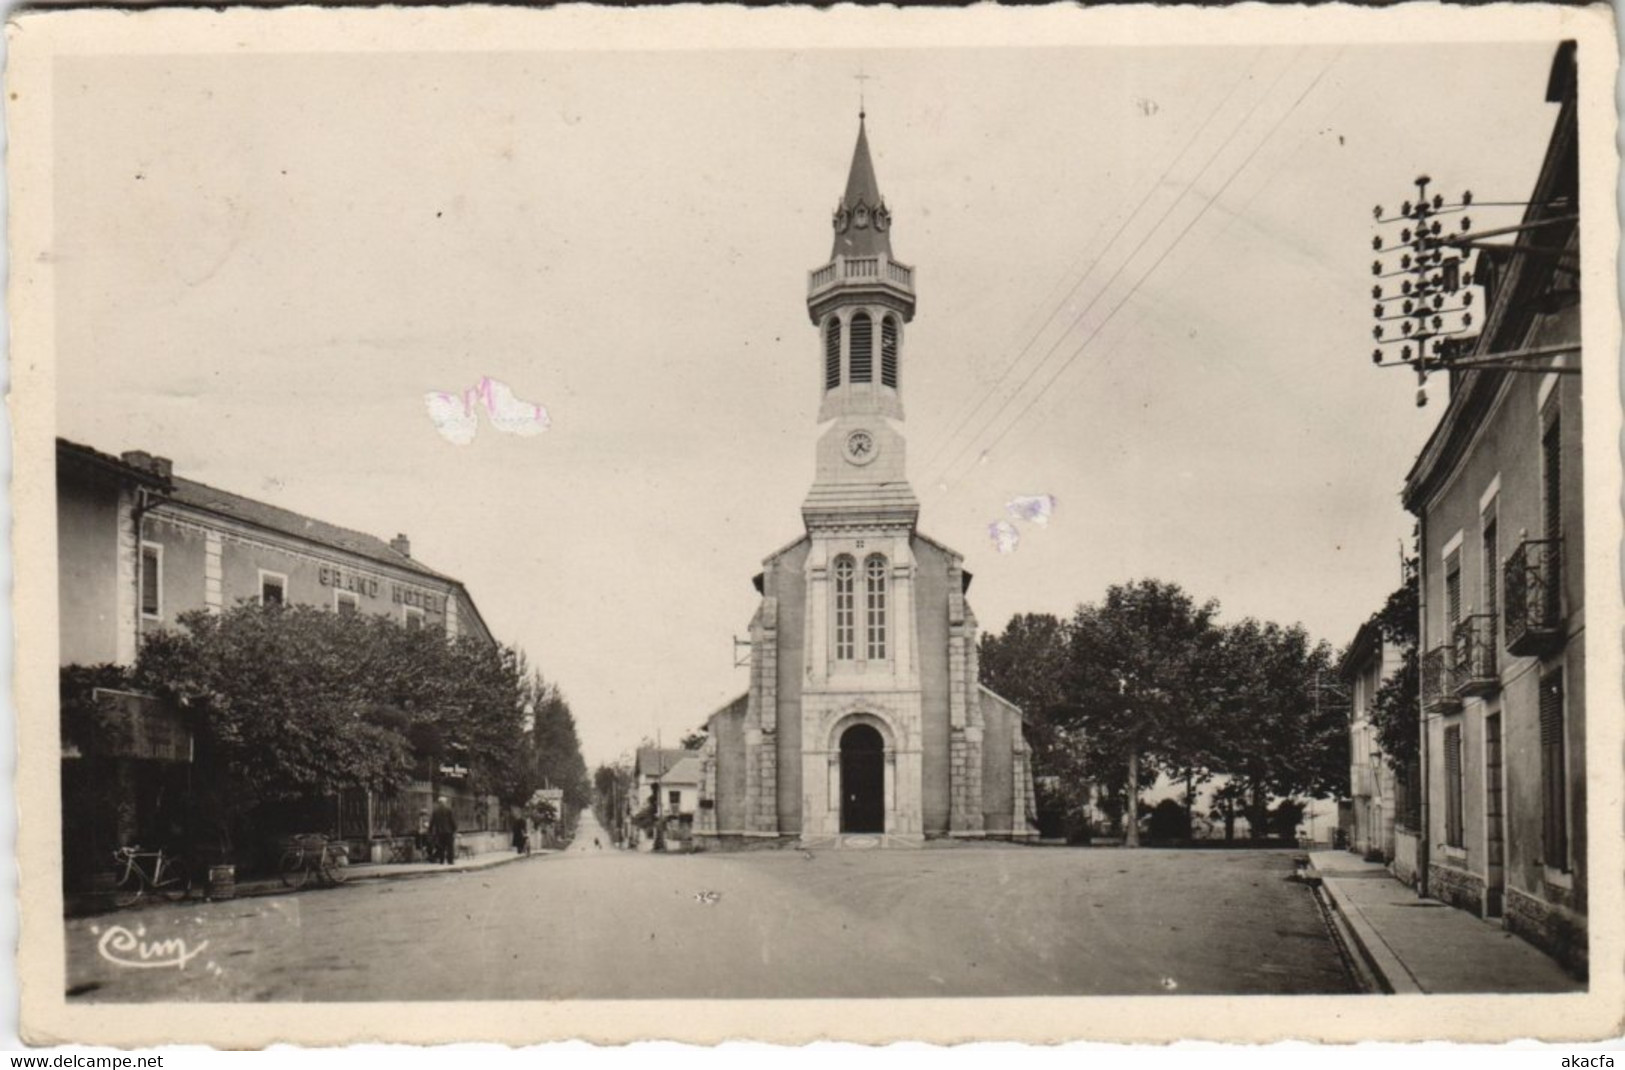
[278,833,350,889]
[110,845,192,908]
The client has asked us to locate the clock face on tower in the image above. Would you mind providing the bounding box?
[843,429,878,466]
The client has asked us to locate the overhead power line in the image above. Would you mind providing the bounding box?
[932,49,1345,493]
[914,50,1266,479]
[925,51,1307,490]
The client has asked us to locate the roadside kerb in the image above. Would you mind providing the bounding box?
[1311,867,1422,995]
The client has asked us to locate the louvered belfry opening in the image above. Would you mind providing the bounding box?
[849,312,873,383]
[881,315,898,388]
[824,318,842,391]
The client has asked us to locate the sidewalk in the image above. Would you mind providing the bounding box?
[68,846,547,916]
[1307,849,1582,994]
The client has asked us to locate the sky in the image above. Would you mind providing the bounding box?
[51,38,1568,766]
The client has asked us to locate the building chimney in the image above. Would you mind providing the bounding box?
[119,450,173,481]
[391,533,411,558]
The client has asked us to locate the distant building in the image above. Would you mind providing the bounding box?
[696,115,1037,846]
[630,747,698,850]
[1339,620,1403,864]
[1401,44,1583,975]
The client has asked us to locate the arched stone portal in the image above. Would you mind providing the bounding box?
[839,723,886,833]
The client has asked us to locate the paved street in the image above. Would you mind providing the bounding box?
[66,825,1352,1001]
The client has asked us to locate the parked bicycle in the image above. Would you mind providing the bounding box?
[110,845,192,907]
[278,833,350,890]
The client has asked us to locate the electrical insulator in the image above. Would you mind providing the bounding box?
[1461,217,1471,232]
[1372,350,1383,364]
[1401,200,1412,216]
[1401,254,1411,270]
[1432,194,1443,209]
[1402,300,1413,314]
[1463,292,1473,307]
[1462,190,1473,206]
[1402,280,1412,295]
[1373,325,1384,340]
[1373,205,1384,220]
[1373,304,1383,318]
[1372,285,1382,300]
[1463,312,1473,327]
[1433,294,1443,310]
[1372,260,1382,276]
[1416,388,1428,408]
[1401,228,1412,243]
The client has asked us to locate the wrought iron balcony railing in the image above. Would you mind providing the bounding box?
[1452,614,1499,697]
[1503,538,1564,657]
[1420,646,1461,713]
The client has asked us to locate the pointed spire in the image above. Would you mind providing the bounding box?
[831,113,893,259]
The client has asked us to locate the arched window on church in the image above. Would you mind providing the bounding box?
[849,312,873,384]
[881,315,899,389]
[865,554,888,660]
[833,555,856,660]
[824,318,842,391]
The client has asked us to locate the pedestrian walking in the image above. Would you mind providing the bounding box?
[429,795,458,865]
[593,837,601,850]
[512,820,529,855]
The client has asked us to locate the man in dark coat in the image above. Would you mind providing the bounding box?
[429,796,458,865]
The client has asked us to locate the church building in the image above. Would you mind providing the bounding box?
[696,116,1038,846]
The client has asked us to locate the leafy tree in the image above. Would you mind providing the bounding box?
[1205,619,1346,837]
[1368,560,1420,771]
[678,728,708,751]
[132,602,535,854]
[979,613,1087,838]
[1065,580,1220,847]
[528,674,591,819]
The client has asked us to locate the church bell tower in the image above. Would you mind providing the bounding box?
[802,111,919,533]
[795,112,928,841]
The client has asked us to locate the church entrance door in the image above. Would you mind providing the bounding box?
[840,724,885,833]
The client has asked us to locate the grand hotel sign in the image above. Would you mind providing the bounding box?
[317,565,445,614]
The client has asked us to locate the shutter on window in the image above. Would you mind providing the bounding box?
[1539,671,1566,866]
[1543,415,1561,542]
[850,313,873,383]
[1444,725,1462,847]
[1445,552,1462,629]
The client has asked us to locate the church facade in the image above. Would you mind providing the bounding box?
[695,117,1038,846]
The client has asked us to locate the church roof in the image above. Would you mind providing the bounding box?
[830,115,894,261]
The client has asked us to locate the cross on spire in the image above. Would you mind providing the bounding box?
[854,67,873,119]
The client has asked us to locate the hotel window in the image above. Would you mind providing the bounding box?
[139,542,162,619]
[1539,670,1568,869]
[259,570,287,606]
[404,606,426,631]
[849,312,873,383]
[335,590,359,617]
[865,553,888,660]
[1444,724,1464,849]
[833,555,856,660]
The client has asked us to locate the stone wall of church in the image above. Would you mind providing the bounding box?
[771,542,809,832]
[707,698,748,836]
[979,688,1021,836]
[910,535,954,835]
